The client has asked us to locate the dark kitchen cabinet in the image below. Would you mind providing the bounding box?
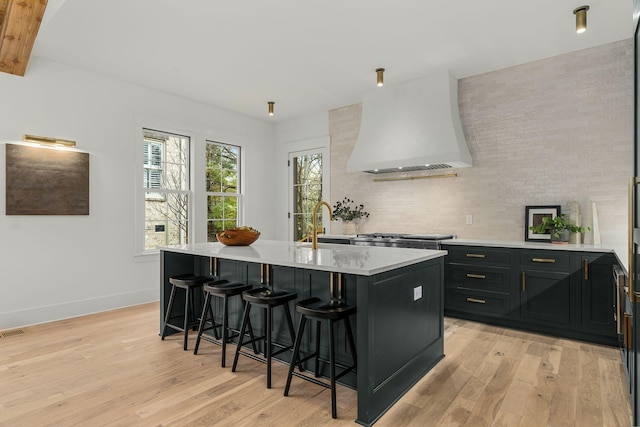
[519,268,573,327]
[444,246,512,319]
[518,250,574,328]
[442,243,617,346]
[580,253,616,336]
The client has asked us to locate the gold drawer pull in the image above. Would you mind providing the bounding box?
[466,297,486,304]
[583,259,589,280]
[532,258,555,263]
[466,253,486,258]
[466,273,486,279]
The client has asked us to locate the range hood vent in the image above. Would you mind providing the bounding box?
[347,72,472,174]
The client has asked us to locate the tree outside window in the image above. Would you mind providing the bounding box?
[292,153,322,241]
[206,141,240,241]
[143,129,190,251]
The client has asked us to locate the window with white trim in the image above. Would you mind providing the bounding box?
[142,129,191,251]
[206,141,241,241]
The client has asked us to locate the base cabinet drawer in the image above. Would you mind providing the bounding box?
[447,265,510,293]
[447,247,511,267]
[445,289,510,317]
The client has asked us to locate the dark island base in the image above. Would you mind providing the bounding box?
[160,250,445,425]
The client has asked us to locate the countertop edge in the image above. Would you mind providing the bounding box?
[160,241,446,276]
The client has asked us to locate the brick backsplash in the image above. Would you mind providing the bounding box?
[329,39,633,248]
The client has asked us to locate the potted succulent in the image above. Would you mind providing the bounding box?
[528,214,589,244]
[332,197,370,235]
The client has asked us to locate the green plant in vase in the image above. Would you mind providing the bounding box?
[332,197,370,235]
[528,214,590,244]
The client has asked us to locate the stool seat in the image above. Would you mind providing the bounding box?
[204,280,252,296]
[161,274,211,351]
[295,297,357,320]
[242,287,298,306]
[169,274,211,288]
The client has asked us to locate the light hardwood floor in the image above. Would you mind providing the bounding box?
[0,302,632,426]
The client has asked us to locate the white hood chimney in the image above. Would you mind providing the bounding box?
[347,71,472,174]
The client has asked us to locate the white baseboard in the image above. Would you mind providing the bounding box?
[0,288,159,330]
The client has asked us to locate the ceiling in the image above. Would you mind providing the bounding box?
[30,0,633,123]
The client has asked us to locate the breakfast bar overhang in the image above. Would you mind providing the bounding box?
[160,240,446,426]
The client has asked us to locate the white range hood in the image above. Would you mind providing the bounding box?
[347,72,472,174]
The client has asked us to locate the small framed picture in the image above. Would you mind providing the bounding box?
[525,205,561,242]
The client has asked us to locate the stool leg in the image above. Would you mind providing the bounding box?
[243,300,259,354]
[232,302,252,372]
[221,294,229,367]
[284,314,307,397]
[329,319,337,419]
[161,284,177,340]
[266,306,273,389]
[194,291,212,355]
[283,302,303,371]
[283,302,296,344]
[314,320,322,377]
[182,287,191,350]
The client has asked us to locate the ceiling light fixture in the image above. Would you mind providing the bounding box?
[573,5,589,34]
[23,134,76,147]
[376,68,385,87]
[268,101,275,116]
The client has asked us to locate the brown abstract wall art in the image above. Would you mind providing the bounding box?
[5,143,89,215]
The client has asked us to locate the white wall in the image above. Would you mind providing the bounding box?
[0,57,276,329]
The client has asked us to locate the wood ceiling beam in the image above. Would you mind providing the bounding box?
[0,0,48,77]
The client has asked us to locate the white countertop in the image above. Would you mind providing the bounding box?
[441,238,616,252]
[161,240,446,276]
[441,238,628,273]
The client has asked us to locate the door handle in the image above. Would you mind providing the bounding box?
[521,272,526,292]
[583,259,589,281]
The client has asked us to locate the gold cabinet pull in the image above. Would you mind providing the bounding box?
[466,297,486,304]
[466,253,486,258]
[210,257,218,277]
[532,258,556,263]
[583,259,589,280]
[521,272,526,291]
[260,263,271,285]
[466,273,486,279]
[624,313,632,349]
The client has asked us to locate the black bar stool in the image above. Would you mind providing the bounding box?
[231,286,298,388]
[284,297,357,419]
[161,274,210,350]
[194,280,258,367]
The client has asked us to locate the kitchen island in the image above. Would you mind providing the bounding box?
[160,240,446,426]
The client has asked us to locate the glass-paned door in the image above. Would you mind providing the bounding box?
[290,149,328,241]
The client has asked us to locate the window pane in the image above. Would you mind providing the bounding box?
[206,141,239,192]
[207,195,238,222]
[206,140,241,243]
[144,192,189,250]
[292,153,323,241]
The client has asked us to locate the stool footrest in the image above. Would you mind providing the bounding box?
[199,330,242,346]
